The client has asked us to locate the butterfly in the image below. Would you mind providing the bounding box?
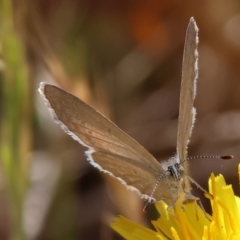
[39,17,205,208]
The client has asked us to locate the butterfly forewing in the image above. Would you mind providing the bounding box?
[39,83,168,201]
[177,18,199,163]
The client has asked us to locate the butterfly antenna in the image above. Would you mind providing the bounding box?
[180,155,233,165]
[143,172,166,212]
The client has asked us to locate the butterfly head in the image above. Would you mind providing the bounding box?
[166,163,184,182]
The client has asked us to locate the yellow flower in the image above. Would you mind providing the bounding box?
[111,165,240,240]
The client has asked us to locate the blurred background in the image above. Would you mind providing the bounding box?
[1,0,240,239]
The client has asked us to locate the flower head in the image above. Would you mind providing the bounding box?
[111,165,240,240]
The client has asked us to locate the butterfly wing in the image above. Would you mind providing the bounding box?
[177,18,199,163]
[39,83,168,201]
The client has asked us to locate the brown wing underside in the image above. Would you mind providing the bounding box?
[39,83,169,201]
[177,18,199,163]
[90,150,171,200]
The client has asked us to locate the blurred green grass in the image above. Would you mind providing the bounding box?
[0,1,31,240]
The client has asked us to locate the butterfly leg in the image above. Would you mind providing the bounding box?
[188,176,213,200]
[184,192,211,221]
[165,196,182,221]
